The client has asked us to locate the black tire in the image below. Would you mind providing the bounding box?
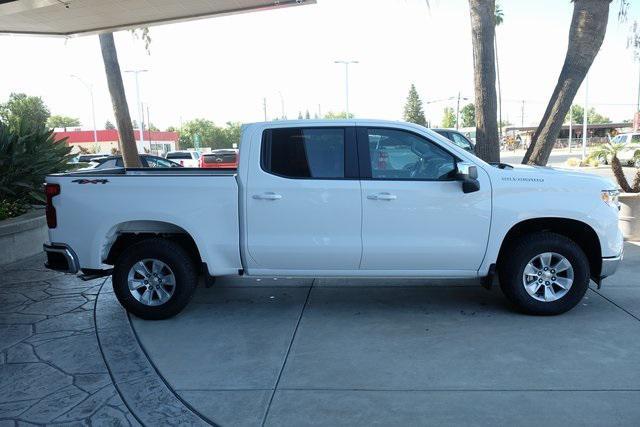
[498,232,590,315]
[112,238,198,320]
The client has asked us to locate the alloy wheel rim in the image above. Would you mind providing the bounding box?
[522,252,574,302]
[127,258,176,306]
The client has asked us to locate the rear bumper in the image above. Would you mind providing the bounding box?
[600,253,623,280]
[43,243,79,274]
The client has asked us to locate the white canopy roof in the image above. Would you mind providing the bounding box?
[0,0,315,36]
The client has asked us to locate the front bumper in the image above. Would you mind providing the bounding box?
[600,253,623,280]
[43,243,79,274]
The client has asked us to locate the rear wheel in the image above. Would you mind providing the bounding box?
[498,232,590,315]
[112,238,197,320]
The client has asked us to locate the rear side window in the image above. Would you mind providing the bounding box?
[167,153,192,160]
[261,128,345,179]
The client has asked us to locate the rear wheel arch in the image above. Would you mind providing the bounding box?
[103,220,204,271]
[497,217,602,279]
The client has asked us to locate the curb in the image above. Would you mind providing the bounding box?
[95,279,214,426]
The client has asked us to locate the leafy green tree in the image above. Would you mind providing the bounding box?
[565,104,610,124]
[402,84,427,126]
[148,123,159,131]
[0,93,50,134]
[305,110,311,119]
[166,125,176,132]
[179,119,240,149]
[460,103,476,127]
[441,107,457,128]
[104,120,116,130]
[47,115,80,130]
[221,122,242,148]
[324,111,354,119]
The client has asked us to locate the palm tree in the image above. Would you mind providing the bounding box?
[495,3,504,138]
[469,0,500,163]
[98,32,141,168]
[588,142,640,192]
[522,0,612,166]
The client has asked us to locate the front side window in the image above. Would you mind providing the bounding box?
[262,128,345,178]
[366,128,456,180]
[631,135,640,143]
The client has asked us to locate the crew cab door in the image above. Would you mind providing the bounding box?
[357,126,491,273]
[245,126,362,272]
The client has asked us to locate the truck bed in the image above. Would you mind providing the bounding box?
[46,168,242,275]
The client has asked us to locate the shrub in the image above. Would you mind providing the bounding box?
[0,121,73,204]
[0,198,29,221]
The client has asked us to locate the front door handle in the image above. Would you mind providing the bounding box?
[367,192,397,201]
[253,192,282,200]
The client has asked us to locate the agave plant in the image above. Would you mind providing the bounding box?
[588,142,640,193]
[0,121,74,204]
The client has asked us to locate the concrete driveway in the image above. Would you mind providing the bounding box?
[131,242,640,427]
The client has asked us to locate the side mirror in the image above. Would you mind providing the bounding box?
[456,162,478,180]
[456,162,480,194]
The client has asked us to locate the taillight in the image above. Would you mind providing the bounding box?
[45,183,60,228]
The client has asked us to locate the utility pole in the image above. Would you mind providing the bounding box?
[146,104,151,151]
[521,100,525,127]
[456,92,461,130]
[582,76,589,161]
[263,97,268,121]
[334,60,358,117]
[124,69,148,148]
[70,74,98,143]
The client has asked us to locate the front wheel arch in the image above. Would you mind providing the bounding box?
[496,217,602,280]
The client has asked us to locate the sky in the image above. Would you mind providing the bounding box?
[0,0,638,131]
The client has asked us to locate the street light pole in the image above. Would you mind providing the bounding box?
[70,74,97,143]
[124,69,148,149]
[582,75,589,161]
[334,60,358,117]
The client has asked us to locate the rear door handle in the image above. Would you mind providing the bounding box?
[367,192,397,201]
[253,192,282,200]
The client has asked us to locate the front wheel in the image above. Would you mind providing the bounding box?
[498,232,590,315]
[112,238,198,320]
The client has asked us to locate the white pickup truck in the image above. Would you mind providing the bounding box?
[44,120,624,319]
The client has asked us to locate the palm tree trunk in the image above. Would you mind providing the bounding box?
[612,156,634,192]
[495,34,502,138]
[522,0,611,166]
[99,32,141,168]
[469,0,500,163]
[632,168,640,192]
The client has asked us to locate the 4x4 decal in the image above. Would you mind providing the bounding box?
[71,179,109,184]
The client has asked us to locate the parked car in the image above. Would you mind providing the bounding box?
[67,153,111,164]
[431,128,476,154]
[166,150,200,167]
[200,149,238,169]
[83,154,182,169]
[44,119,623,319]
[609,133,640,166]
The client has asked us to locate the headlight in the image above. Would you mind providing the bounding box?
[601,189,620,208]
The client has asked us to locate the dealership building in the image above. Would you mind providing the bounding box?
[53,129,179,155]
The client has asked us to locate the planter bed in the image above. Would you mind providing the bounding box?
[0,208,47,266]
